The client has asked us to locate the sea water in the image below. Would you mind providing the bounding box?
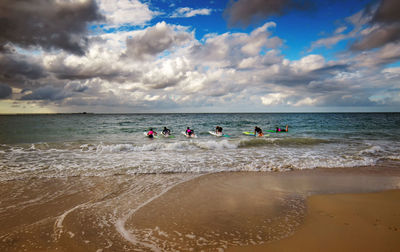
[1,113,400,180]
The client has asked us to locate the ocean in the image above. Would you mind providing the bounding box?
[1,113,400,180]
[1,113,400,251]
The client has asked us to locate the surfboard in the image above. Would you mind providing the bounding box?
[243,131,256,136]
[161,132,175,138]
[208,131,230,137]
[181,131,197,138]
[243,132,269,137]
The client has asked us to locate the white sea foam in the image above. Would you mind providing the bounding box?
[359,145,384,155]
[94,140,238,153]
[0,136,398,181]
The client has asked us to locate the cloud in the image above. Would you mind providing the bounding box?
[309,9,372,52]
[351,0,400,51]
[351,24,400,51]
[382,67,400,75]
[21,86,71,101]
[261,93,289,105]
[291,54,325,72]
[309,34,348,51]
[0,51,47,87]
[372,0,400,23]
[0,84,12,99]
[171,7,213,18]
[0,0,103,55]
[96,0,157,27]
[141,57,191,89]
[191,22,281,68]
[352,42,400,67]
[125,22,193,60]
[224,0,314,27]
[65,82,89,93]
[46,52,128,82]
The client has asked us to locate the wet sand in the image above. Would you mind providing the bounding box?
[1,163,400,251]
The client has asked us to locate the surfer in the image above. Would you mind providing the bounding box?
[186,127,194,137]
[147,128,157,138]
[162,127,171,136]
[215,126,223,135]
[254,126,264,137]
[276,125,289,132]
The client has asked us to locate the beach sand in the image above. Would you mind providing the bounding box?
[229,190,400,252]
[1,164,400,251]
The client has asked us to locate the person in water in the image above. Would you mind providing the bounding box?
[186,127,194,137]
[162,127,171,136]
[254,126,264,137]
[147,128,157,138]
[276,125,289,132]
[215,126,223,135]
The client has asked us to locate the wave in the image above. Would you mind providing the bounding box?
[359,145,385,155]
[0,137,388,155]
[93,140,237,153]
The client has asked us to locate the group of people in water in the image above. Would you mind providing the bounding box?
[147,125,288,138]
[147,126,194,138]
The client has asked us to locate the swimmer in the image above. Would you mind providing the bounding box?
[147,128,157,138]
[254,126,264,137]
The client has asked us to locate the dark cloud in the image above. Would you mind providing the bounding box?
[21,86,70,101]
[310,64,349,74]
[125,22,192,60]
[0,83,12,99]
[0,52,46,85]
[372,0,400,23]
[273,74,316,87]
[266,63,349,88]
[0,0,103,55]
[224,0,314,27]
[351,0,400,51]
[55,71,122,81]
[320,92,379,107]
[351,25,400,51]
[65,82,89,93]
[52,66,141,84]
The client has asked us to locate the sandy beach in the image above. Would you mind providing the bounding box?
[229,189,400,252]
[1,163,400,251]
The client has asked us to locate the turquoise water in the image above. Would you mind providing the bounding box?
[1,113,400,180]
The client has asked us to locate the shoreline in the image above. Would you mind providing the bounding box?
[1,164,400,251]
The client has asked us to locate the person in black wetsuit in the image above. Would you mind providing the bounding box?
[162,127,171,136]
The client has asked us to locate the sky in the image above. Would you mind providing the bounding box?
[0,0,399,113]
